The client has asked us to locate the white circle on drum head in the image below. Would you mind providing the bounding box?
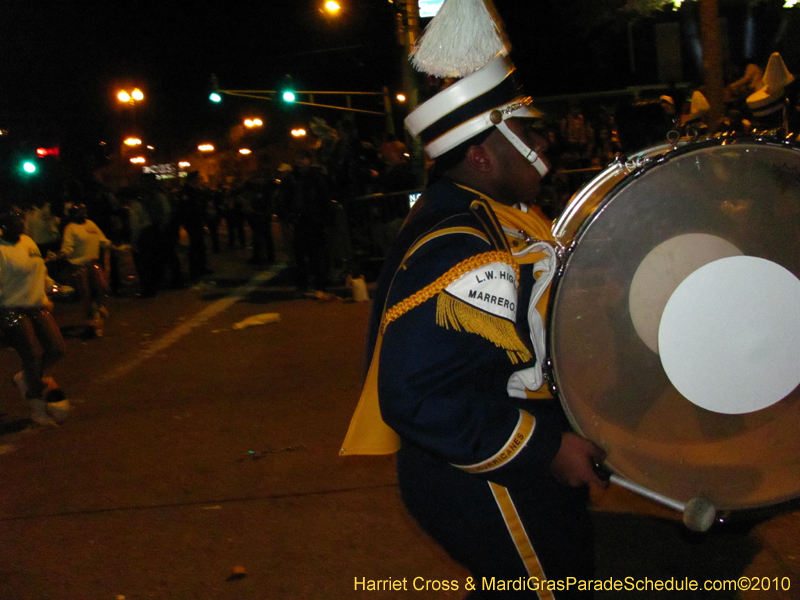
[629,234,743,354]
[659,256,800,414]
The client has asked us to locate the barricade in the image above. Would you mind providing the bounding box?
[337,189,421,280]
[336,172,603,279]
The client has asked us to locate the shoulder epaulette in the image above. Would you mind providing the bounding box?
[469,198,511,253]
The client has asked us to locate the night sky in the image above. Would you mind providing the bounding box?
[0,1,612,151]
[3,1,413,153]
[2,0,797,169]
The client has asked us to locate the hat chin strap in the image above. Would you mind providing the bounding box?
[495,120,549,177]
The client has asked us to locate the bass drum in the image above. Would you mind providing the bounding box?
[548,136,800,511]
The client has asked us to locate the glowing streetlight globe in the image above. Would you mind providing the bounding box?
[118,88,145,104]
[325,1,341,13]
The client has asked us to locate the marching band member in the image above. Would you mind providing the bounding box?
[0,209,69,426]
[59,203,111,337]
[342,1,606,596]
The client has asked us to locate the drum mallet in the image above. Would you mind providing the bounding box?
[593,463,717,532]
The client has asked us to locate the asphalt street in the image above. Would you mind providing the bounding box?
[1,243,798,599]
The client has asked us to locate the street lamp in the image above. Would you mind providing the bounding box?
[244,118,263,128]
[323,1,341,14]
[198,144,215,152]
[118,88,145,105]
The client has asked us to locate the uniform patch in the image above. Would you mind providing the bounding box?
[380,250,530,364]
[443,261,518,322]
[435,257,530,364]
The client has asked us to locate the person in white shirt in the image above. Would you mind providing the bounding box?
[24,200,61,255]
[59,204,111,337]
[0,209,69,426]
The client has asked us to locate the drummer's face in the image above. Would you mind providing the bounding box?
[491,118,550,206]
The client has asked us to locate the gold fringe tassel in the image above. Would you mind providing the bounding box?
[381,250,518,335]
[436,293,532,365]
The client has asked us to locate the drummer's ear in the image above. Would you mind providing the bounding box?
[464,144,493,173]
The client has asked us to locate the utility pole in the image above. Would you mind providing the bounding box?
[395,0,424,184]
[699,0,725,129]
[383,87,396,136]
[397,0,421,111]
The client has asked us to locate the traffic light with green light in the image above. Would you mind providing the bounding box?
[279,74,297,103]
[21,160,37,175]
[208,74,222,103]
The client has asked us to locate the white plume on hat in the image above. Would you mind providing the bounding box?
[762,52,795,93]
[411,0,510,78]
[747,52,794,118]
[404,0,545,171]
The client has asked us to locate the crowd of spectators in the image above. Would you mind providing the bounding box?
[531,55,800,218]
[4,59,799,428]
[4,131,410,306]
[8,54,800,306]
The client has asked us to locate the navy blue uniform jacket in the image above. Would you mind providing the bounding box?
[367,177,564,490]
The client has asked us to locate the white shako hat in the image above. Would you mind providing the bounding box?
[747,52,795,118]
[404,0,546,175]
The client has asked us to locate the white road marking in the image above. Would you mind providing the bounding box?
[94,269,278,386]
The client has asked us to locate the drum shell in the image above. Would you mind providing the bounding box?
[547,137,800,512]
